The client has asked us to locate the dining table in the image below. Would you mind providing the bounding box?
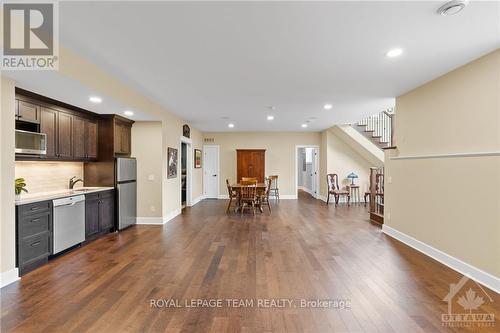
[231,182,267,213]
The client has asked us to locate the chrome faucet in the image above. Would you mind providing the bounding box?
[69,176,84,189]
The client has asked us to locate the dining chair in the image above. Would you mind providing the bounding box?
[259,177,272,213]
[268,175,280,201]
[226,179,239,213]
[240,180,258,216]
[326,173,350,207]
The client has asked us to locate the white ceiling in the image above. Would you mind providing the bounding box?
[6,1,500,131]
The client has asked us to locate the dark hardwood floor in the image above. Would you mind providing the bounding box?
[1,192,499,332]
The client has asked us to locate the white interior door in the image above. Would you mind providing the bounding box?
[203,146,219,198]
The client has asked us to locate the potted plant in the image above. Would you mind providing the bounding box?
[15,178,28,199]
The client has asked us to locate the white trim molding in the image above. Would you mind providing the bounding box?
[180,136,193,207]
[137,208,181,225]
[190,195,205,206]
[391,151,500,160]
[164,208,182,224]
[137,217,164,225]
[382,225,500,293]
[1,268,20,288]
[295,145,320,200]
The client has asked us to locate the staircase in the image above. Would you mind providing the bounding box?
[353,108,394,149]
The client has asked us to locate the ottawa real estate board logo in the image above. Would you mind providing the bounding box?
[2,1,59,70]
[442,276,495,328]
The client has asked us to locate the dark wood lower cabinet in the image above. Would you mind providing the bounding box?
[85,196,100,238]
[85,190,115,240]
[16,200,53,276]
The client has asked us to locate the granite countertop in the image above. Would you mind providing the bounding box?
[15,187,115,205]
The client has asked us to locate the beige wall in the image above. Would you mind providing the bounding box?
[1,76,16,275]
[15,162,84,194]
[385,49,500,278]
[324,129,374,198]
[132,121,204,218]
[132,122,163,218]
[204,132,321,197]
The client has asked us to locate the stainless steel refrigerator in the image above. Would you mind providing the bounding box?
[116,157,137,230]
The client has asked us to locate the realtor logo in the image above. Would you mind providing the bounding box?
[2,1,59,70]
[442,276,495,328]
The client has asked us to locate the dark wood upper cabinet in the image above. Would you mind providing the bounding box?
[17,100,40,124]
[73,117,98,160]
[119,123,131,155]
[15,89,130,162]
[57,112,73,159]
[73,116,86,159]
[236,149,266,183]
[86,120,98,159]
[99,115,134,159]
[40,107,57,158]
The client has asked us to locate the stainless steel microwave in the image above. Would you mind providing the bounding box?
[15,130,47,155]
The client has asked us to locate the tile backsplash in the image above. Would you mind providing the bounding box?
[15,162,84,194]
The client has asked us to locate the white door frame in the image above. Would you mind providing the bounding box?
[180,136,193,207]
[295,145,320,199]
[203,145,220,199]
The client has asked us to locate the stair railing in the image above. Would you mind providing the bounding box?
[357,108,394,147]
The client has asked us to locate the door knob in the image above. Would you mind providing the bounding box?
[212,174,217,177]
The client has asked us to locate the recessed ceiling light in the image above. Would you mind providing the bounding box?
[437,0,468,16]
[301,124,308,128]
[228,123,235,128]
[89,96,102,103]
[267,115,274,121]
[324,104,333,110]
[124,110,134,116]
[386,48,403,58]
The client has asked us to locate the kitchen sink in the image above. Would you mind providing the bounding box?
[72,187,102,193]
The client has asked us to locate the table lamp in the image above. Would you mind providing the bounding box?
[347,172,358,185]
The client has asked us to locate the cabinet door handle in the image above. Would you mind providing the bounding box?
[30,218,40,223]
[31,241,40,247]
[30,207,40,211]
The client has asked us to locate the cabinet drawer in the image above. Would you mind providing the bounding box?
[85,192,100,201]
[19,201,51,216]
[99,190,114,199]
[20,232,51,264]
[19,212,51,238]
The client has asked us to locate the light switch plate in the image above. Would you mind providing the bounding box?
[148,174,155,181]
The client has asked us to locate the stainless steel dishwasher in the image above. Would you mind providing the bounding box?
[53,195,85,254]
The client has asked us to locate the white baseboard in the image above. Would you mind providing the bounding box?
[136,217,164,225]
[1,268,20,288]
[218,194,229,199]
[137,208,182,226]
[164,208,181,224]
[382,225,500,294]
[279,194,298,199]
[189,195,205,206]
[318,195,327,202]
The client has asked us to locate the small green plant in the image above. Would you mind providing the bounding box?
[15,178,28,195]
